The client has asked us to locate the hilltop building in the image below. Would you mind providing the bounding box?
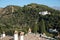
[39,11,51,15]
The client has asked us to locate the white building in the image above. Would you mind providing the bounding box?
[39,11,50,15]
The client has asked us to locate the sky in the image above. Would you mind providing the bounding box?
[0,0,60,8]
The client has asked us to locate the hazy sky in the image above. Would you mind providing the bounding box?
[0,0,60,8]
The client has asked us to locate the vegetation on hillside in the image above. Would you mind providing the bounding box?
[0,3,60,37]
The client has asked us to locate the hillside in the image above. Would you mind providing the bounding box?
[0,3,60,36]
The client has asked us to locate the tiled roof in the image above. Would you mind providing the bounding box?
[0,33,48,40]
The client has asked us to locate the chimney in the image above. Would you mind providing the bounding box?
[28,28,31,33]
[20,32,24,40]
[2,31,5,38]
[14,30,18,40]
